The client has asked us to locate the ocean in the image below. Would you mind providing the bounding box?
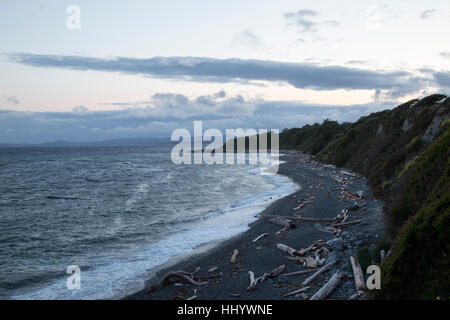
[0,145,299,299]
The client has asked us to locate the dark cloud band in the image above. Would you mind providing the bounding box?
[8,53,424,93]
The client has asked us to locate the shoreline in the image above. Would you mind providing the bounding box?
[125,151,386,300]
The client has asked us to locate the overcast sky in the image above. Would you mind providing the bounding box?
[1,0,450,143]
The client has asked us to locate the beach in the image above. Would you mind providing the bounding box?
[126,151,386,300]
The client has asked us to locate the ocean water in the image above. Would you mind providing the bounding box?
[0,145,299,299]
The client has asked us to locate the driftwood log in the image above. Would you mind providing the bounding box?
[310,271,343,300]
[247,271,257,290]
[350,256,366,291]
[332,219,363,228]
[277,243,298,256]
[208,266,218,273]
[268,217,297,229]
[247,265,285,291]
[280,269,317,277]
[267,215,335,222]
[252,233,269,243]
[149,270,207,292]
[302,258,340,286]
[230,249,239,264]
[283,286,311,297]
[349,290,367,300]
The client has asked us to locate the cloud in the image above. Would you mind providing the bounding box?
[284,9,339,36]
[9,53,426,94]
[72,105,89,113]
[434,72,450,88]
[420,9,437,19]
[2,95,20,105]
[231,30,263,49]
[0,90,401,144]
[440,52,450,59]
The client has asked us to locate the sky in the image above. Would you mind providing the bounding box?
[1,0,450,143]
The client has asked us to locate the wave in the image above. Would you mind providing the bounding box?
[11,169,299,300]
[46,196,78,200]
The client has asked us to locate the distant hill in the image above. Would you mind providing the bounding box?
[0,137,171,147]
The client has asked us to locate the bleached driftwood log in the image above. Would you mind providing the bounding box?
[301,293,309,300]
[310,271,343,300]
[149,270,207,292]
[208,266,218,273]
[252,233,269,243]
[277,243,298,256]
[268,217,296,229]
[348,290,367,300]
[341,170,357,177]
[306,256,318,268]
[274,226,288,235]
[316,228,335,234]
[261,264,285,280]
[283,286,311,297]
[230,249,239,264]
[247,271,257,290]
[268,215,335,222]
[286,256,307,263]
[280,269,317,277]
[332,219,363,228]
[342,191,360,200]
[350,256,366,291]
[297,240,326,256]
[302,259,340,286]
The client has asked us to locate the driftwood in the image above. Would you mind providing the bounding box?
[247,271,257,290]
[349,290,366,300]
[297,240,326,256]
[198,274,222,280]
[306,256,318,268]
[341,170,357,177]
[186,295,197,300]
[280,269,317,277]
[208,266,218,273]
[332,219,363,228]
[350,256,366,291]
[286,256,307,263]
[315,228,335,234]
[351,175,363,181]
[230,249,239,264]
[296,217,336,222]
[301,293,309,300]
[302,259,340,286]
[252,233,269,243]
[275,226,288,235]
[247,265,285,291]
[149,270,207,292]
[283,286,311,297]
[310,271,343,300]
[259,264,285,282]
[292,203,304,211]
[277,243,299,256]
[268,215,335,222]
[268,217,297,229]
[342,191,360,200]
